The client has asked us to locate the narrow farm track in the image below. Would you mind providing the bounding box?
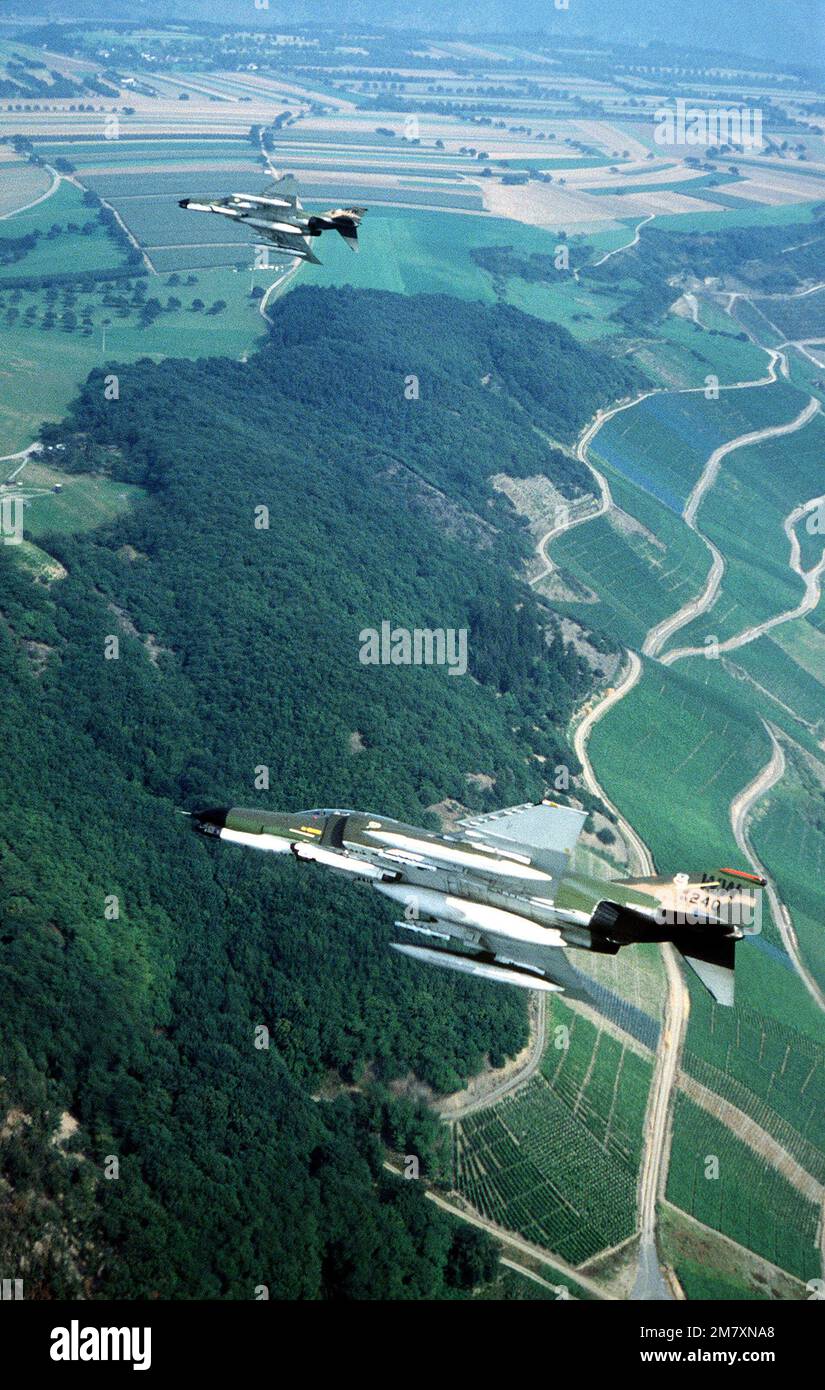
[383,1162,614,1299]
[731,724,825,1017]
[438,993,548,1121]
[591,213,655,268]
[0,163,61,221]
[646,396,821,661]
[444,279,824,1299]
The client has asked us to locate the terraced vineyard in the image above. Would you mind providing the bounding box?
[667,1097,822,1282]
[751,288,825,341]
[682,1004,825,1181]
[550,485,709,650]
[589,660,767,869]
[724,637,825,734]
[452,1005,652,1263]
[750,756,825,992]
[673,410,825,652]
[548,384,814,654]
[589,381,807,513]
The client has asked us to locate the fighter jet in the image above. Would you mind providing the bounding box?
[190,799,764,1006]
[178,173,366,264]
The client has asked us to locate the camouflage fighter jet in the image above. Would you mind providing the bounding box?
[190,799,764,1005]
[178,172,366,265]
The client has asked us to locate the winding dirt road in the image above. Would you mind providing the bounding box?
[731,723,825,1016]
[439,993,548,1120]
[592,213,655,268]
[571,645,690,1301]
[646,397,821,663]
[445,284,822,1301]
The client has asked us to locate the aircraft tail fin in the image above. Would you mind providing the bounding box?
[616,867,764,930]
[612,866,764,1007]
[456,800,587,880]
[322,207,367,250]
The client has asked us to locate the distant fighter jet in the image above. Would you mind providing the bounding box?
[190,800,764,1006]
[178,173,366,264]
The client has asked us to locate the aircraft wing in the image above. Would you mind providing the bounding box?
[257,224,321,263]
[261,173,301,209]
[456,799,587,879]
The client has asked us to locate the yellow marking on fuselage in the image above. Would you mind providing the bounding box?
[292,825,323,836]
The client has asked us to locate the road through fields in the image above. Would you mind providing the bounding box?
[644,397,819,660]
[731,723,825,1016]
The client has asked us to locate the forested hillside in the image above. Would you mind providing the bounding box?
[0,288,640,1298]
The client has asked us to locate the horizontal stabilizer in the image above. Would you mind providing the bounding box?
[263,174,299,203]
[672,928,738,1006]
[681,953,735,1007]
[335,217,360,249]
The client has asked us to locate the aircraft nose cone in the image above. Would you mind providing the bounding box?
[178,198,190,208]
[192,807,228,837]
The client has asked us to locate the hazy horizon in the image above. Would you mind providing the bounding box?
[10,0,825,70]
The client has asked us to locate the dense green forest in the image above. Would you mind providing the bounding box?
[0,288,635,1298]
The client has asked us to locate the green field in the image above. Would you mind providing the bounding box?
[0,267,268,453]
[771,619,825,697]
[290,208,563,303]
[659,1203,806,1300]
[589,381,807,513]
[672,410,825,653]
[654,202,823,235]
[499,275,627,340]
[589,659,766,871]
[13,461,145,538]
[633,314,768,389]
[33,138,256,167]
[0,178,130,280]
[667,1096,821,1282]
[722,635,825,733]
[550,497,710,650]
[733,297,787,346]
